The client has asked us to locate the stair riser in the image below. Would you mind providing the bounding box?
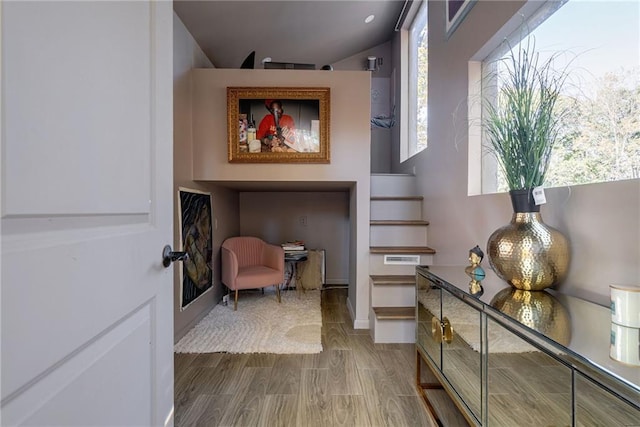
[369,254,433,275]
[369,314,416,343]
[369,173,422,345]
[371,175,417,197]
[370,226,428,247]
[370,200,422,221]
[371,284,415,307]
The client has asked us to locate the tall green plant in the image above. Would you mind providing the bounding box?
[483,38,571,191]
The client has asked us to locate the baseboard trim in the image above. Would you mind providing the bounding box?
[346,296,370,329]
[174,305,212,343]
[346,296,356,326]
[324,278,348,285]
[353,319,370,329]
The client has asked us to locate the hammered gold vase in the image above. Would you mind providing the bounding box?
[490,287,571,346]
[487,189,570,291]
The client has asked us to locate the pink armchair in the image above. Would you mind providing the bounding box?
[221,236,284,310]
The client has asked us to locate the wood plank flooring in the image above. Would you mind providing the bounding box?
[174,288,441,427]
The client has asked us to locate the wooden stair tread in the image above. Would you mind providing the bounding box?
[370,220,430,226]
[373,306,415,320]
[370,196,423,201]
[371,275,416,285]
[370,246,436,254]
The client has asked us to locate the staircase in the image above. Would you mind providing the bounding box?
[369,174,435,343]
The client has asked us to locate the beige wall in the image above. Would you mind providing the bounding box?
[333,41,393,78]
[191,68,372,327]
[173,14,240,341]
[393,0,640,306]
[335,41,394,173]
[239,192,350,284]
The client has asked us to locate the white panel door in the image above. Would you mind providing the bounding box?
[1,1,174,426]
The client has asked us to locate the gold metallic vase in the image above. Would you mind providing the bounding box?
[490,288,571,346]
[487,190,570,291]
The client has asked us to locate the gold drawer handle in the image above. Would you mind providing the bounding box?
[442,317,454,344]
[431,317,442,342]
[431,316,454,344]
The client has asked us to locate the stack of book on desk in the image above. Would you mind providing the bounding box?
[282,241,307,261]
[281,241,305,251]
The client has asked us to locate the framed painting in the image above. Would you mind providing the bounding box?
[446,0,477,38]
[227,87,330,163]
[178,187,213,310]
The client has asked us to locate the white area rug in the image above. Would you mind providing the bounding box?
[174,289,322,354]
[419,290,536,353]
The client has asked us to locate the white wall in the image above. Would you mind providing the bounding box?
[393,0,640,307]
[190,69,371,327]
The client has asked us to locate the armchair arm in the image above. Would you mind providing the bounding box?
[221,246,239,289]
[262,243,284,272]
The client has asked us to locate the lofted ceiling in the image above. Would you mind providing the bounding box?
[173,0,408,69]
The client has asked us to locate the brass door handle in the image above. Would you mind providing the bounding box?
[431,316,454,344]
[442,317,454,344]
[431,317,442,342]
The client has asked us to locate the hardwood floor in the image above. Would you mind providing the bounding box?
[174,288,440,426]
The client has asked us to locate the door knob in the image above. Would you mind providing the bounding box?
[162,245,188,268]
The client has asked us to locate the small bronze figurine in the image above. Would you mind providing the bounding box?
[465,245,485,296]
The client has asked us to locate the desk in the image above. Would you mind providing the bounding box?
[284,250,308,289]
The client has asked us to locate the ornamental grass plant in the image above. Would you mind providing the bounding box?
[483,38,572,191]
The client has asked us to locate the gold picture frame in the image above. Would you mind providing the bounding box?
[227,87,330,163]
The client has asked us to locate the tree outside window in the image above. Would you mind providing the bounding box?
[483,0,639,193]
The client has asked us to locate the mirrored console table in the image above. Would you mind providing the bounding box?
[416,265,640,426]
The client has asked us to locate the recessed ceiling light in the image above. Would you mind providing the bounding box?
[365,14,375,24]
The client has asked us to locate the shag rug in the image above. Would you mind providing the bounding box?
[419,290,536,354]
[174,289,322,354]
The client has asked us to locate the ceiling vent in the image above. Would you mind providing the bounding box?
[263,62,315,70]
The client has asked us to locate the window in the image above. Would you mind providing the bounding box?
[477,0,640,194]
[407,1,428,159]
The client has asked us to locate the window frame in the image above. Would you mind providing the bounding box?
[402,0,428,162]
[468,0,568,195]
